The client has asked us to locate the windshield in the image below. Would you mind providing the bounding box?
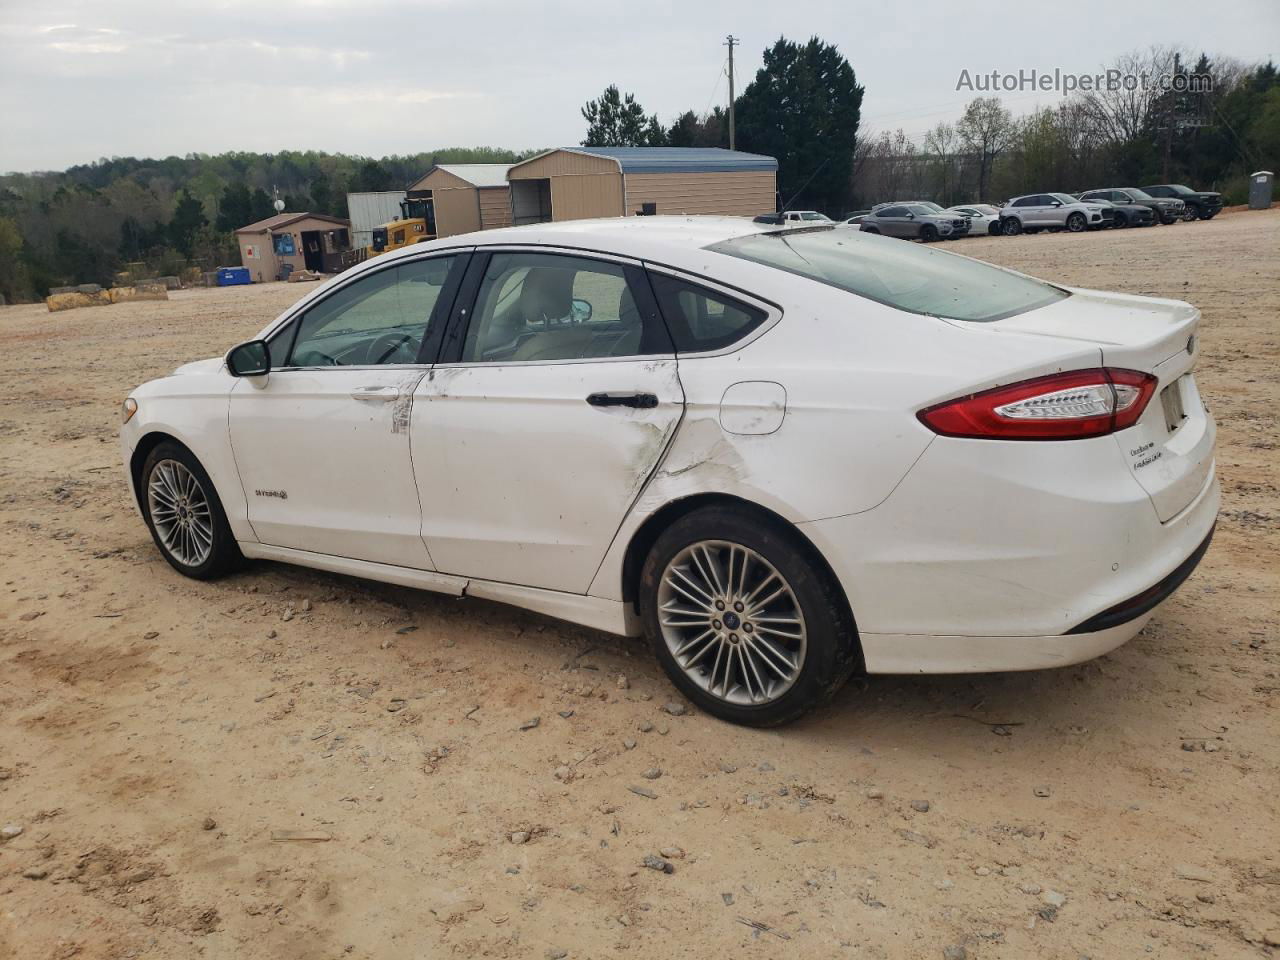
[708,227,1068,322]
[1169,184,1196,195]
[799,212,830,221]
[1127,188,1155,200]
[906,204,937,216]
[969,204,999,215]
[1052,193,1079,205]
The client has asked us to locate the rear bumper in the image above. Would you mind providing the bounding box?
[800,432,1219,673]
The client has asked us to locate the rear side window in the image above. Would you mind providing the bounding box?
[707,227,1068,323]
[649,273,767,353]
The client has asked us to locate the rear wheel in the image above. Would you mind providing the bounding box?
[919,224,939,243]
[988,220,1002,236]
[862,226,880,234]
[639,506,859,727]
[1066,213,1087,232]
[1003,217,1022,236]
[141,442,243,580]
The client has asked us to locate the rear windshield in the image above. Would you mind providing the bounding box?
[707,227,1068,322]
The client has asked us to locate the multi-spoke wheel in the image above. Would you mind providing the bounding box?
[140,442,242,579]
[640,506,860,727]
[148,459,214,567]
[657,540,806,707]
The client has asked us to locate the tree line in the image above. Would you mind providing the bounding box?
[0,147,522,303]
[1,38,1275,304]
[582,42,1276,216]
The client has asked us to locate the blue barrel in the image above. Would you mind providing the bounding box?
[217,267,251,286]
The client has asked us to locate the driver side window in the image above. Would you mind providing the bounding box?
[287,256,456,367]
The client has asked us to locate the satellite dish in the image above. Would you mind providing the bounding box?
[273,198,286,213]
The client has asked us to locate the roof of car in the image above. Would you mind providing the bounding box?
[375,215,774,266]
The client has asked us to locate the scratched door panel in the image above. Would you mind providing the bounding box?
[228,368,433,568]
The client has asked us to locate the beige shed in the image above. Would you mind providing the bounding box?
[505,147,778,224]
[235,213,351,282]
[406,164,514,239]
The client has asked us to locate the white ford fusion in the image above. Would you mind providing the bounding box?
[121,217,1217,726]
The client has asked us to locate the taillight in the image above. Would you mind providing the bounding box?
[918,368,1158,440]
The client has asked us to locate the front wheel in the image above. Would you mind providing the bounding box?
[141,442,243,579]
[1181,206,1198,222]
[639,507,859,727]
[1066,213,1086,232]
[919,224,938,243]
[1002,217,1022,236]
[1198,209,1217,220]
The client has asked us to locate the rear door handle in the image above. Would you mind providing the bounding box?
[351,386,399,403]
[586,392,659,410]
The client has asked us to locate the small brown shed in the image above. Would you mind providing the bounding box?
[406,164,513,239]
[505,147,778,224]
[235,213,351,282]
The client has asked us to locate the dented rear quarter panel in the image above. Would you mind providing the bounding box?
[589,271,1106,603]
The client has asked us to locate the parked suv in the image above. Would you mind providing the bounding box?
[1000,193,1109,235]
[860,203,969,241]
[1142,184,1224,221]
[1074,193,1152,228]
[1080,187,1184,225]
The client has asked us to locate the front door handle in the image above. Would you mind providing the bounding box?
[352,386,399,403]
[586,392,659,410]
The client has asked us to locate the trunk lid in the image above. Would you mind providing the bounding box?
[982,288,1214,521]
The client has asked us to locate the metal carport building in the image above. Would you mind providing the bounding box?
[405,164,514,239]
[505,147,778,225]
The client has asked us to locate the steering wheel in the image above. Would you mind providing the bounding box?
[365,331,419,365]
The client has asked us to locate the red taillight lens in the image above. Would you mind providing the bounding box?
[918,368,1158,440]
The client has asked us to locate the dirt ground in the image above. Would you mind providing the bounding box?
[1,209,1277,960]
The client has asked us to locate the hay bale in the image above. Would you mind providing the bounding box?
[108,284,169,304]
[47,290,111,312]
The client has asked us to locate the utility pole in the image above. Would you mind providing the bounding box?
[725,35,738,150]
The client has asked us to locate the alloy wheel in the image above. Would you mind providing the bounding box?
[656,540,807,706]
[147,459,214,567]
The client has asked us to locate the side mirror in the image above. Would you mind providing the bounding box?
[571,298,593,323]
[227,340,270,377]
[905,212,916,219]
[1050,200,1062,207]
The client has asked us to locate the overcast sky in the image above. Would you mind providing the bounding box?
[2,0,1276,174]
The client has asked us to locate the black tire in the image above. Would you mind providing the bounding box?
[1066,212,1086,233]
[638,505,859,728]
[862,225,880,234]
[1181,205,1198,222]
[919,224,938,243]
[988,220,1003,236]
[1003,217,1022,236]
[1199,209,1217,220]
[1113,212,1128,228]
[140,441,243,580]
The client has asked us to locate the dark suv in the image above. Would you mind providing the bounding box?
[1142,184,1224,221]
[1079,187,1180,226]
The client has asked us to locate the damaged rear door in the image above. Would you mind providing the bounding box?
[228,253,467,569]
[412,248,684,593]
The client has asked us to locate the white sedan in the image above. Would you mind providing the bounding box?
[945,203,1003,235]
[121,217,1218,726]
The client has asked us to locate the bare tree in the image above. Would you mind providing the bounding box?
[923,121,960,205]
[1075,46,1178,145]
[957,97,1016,200]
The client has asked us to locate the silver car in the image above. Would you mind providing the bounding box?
[859,203,968,242]
[1000,193,1109,234]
